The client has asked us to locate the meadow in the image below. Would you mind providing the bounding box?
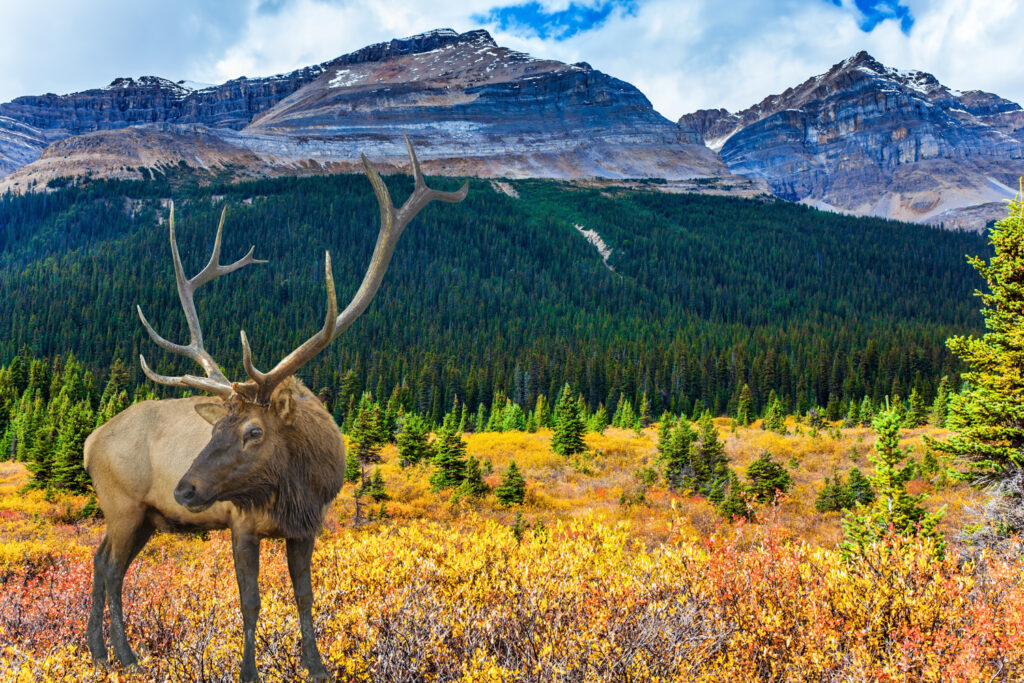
[2,420,1021,682]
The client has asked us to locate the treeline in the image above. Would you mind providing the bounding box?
[0,173,987,420]
[0,349,154,495]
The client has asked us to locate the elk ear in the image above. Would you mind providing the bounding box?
[195,402,228,425]
[274,387,297,425]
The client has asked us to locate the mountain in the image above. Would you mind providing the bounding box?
[679,51,1024,227]
[0,29,733,192]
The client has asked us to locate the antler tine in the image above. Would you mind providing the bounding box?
[138,201,265,398]
[240,136,466,403]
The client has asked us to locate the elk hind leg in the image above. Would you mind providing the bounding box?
[286,537,328,681]
[86,537,110,661]
[101,513,155,667]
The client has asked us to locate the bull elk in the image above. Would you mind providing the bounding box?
[83,137,467,682]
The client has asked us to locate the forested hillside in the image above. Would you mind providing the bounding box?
[0,173,988,421]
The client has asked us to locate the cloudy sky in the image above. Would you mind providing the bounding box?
[1,0,1020,121]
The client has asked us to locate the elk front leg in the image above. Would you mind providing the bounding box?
[232,532,262,683]
[286,537,328,681]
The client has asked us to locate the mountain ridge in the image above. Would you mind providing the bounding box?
[678,50,1024,226]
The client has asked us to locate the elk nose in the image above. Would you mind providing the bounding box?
[174,481,197,506]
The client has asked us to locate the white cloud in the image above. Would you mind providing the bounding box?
[1,0,1022,122]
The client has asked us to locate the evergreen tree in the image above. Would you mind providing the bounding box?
[502,401,527,432]
[843,406,945,559]
[474,403,488,434]
[551,384,586,458]
[906,388,928,427]
[51,400,95,493]
[745,452,793,503]
[588,403,609,434]
[815,473,853,513]
[717,470,754,521]
[495,460,527,506]
[396,413,432,466]
[936,196,1024,475]
[637,392,651,427]
[430,413,468,491]
[655,412,677,461]
[736,384,752,427]
[844,398,861,429]
[762,396,787,434]
[365,469,389,503]
[348,394,387,522]
[691,411,728,496]
[662,419,696,490]
[859,396,875,427]
[930,376,951,428]
[533,394,551,429]
[845,466,876,506]
[486,394,506,432]
[455,456,490,499]
[825,394,841,422]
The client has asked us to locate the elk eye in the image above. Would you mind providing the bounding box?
[246,427,263,441]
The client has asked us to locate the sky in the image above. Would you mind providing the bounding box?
[0,0,1021,121]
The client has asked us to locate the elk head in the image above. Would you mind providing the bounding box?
[138,135,468,521]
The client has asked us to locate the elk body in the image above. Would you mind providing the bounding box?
[83,137,467,682]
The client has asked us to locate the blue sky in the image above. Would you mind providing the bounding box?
[1,1,1020,120]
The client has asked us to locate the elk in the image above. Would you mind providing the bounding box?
[83,136,467,682]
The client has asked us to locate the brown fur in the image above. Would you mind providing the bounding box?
[212,378,346,538]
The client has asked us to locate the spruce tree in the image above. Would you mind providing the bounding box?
[692,411,728,496]
[551,384,586,458]
[844,398,861,428]
[656,412,677,461]
[348,394,387,523]
[662,419,696,490]
[637,392,651,427]
[762,396,787,434]
[51,400,95,493]
[430,413,468,491]
[397,413,432,466]
[842,406,945,559]
[936,195,1024,475]
[907,388,928,427]
[930,376,951,428]
[859,396,875,427]
[495,460,527,506]
[474,403,488,433]
[533,394,551,429]
[588,404,609,434]
[736,384,752,427]
[815,473,852,513]
[455,456,490,499]
[717,470,753,521]
[745,452,792,503]
[845,466,876,506]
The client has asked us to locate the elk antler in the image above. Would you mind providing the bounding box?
[239,135,468,404]
[138,202,265,398]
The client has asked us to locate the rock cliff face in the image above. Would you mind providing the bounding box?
[238,29,722,179]
[679,51,1024,225]
[0,67,329,177]
[0,29,726,188]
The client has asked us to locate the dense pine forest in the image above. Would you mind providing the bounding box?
[0,172,988,424]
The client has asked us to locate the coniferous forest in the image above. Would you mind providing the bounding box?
[0,172,988,426]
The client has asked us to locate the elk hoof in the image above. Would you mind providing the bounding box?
[87,638,108,663]
[308,664,330,681]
